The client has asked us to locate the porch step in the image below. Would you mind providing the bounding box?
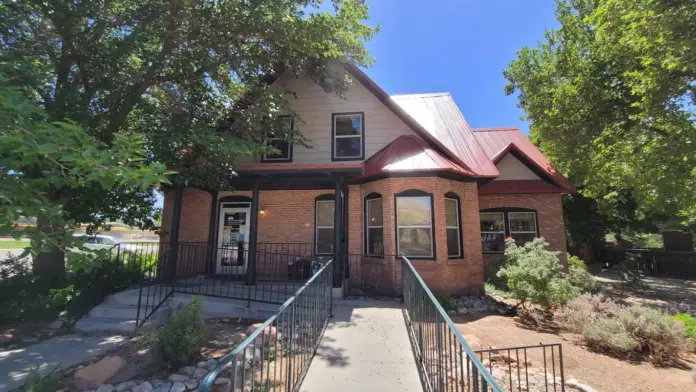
[74,317,165,335]
[88,303,171,321]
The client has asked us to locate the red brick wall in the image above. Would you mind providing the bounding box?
[478,193,568,277]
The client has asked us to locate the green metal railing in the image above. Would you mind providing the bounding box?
[401,256,503,392]
[200,259,333,392]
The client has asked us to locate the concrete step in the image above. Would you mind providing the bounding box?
[104,288,172,307]
[172,295,278,321]
[88,302,171,320]
[74,316,165,335]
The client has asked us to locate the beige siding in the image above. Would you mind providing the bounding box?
[494,154,540,181]
[236,70,417,166]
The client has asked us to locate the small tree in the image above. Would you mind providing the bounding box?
[497,238,579,309]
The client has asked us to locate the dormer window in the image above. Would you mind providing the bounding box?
[261,117,293,162]
[332,112,364,160]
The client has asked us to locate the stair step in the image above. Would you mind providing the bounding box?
[74,317,165,335]
[89,303,171,320]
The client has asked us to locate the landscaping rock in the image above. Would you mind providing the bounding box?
[0,333,13,343]
[132,381,153,392]
[196,361,207,368]
[169,374,189,382]
[180,366,196,377]
[152,382,172,392]
[115,381,138,392]
[151,379,166,387]
[48,319,64,329]
[192,368,208,379]
[454,296,511,315]
[565,378,598,392]
[206,359,218,371]
[214,377,230,385]
[244,348,262,364]
[185,380,199,390]
[170,382,186,392]
[246,323,277,343]
[75,356,126,389]
[96,385,115,392]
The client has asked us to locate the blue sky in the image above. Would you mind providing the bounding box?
[361,0,558,135]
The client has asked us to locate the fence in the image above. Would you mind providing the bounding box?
[604,248,696,280]
[475,344,565,392]
[401,255,503,392]
[200,260,334,392]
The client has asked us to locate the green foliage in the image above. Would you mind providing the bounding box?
[157,296,208,366]
[557,295,693,365]
[614,254,646,294]
[673,313,696,349]
[497,238,579,308]
[505,0,696,229]
[435,295,455,311]
[484,282,511,298]
[19,369,60,392]
[568,259,601,294]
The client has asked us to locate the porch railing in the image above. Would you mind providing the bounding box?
[401,255,503,392]
[200,259,334,392]
[476,344,565,392]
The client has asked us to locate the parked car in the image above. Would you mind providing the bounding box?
[72,234,139,253]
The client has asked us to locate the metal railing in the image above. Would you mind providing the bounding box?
[476,344,565,392]
[401,255,503,392]
[345,253,402,297]
[200,259,334,392]
[135,244,173,327]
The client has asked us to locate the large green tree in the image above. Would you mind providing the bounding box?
[505,0,696,229]
[0,0,377,278]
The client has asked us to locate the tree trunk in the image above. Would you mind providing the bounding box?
[32,212,66,283]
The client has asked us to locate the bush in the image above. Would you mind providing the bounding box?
[20,369,59,392]
[555,294,621,333]
[568,264,600,294]
[435,295,455,311]
[497,238,579,308]
[568,255,586,270]
[157,296,208,366]
[673,313,696,348]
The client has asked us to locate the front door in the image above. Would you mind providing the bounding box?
[216,206,251,275]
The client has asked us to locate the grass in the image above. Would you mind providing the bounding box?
[485,282,512,298]
[0,239,30,249]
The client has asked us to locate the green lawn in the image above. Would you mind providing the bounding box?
[0,239,30,249]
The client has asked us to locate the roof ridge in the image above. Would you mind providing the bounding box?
[473,126,520,132]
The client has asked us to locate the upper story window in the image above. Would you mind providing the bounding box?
[480,209,539,253]
[261,117,293,162]
[364,193,383,256]
[444,192,462,258]
[396,190,434,258]
[332,112,364,160]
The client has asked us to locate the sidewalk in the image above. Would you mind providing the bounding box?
[0,334,126,392]
[300,300,423,392]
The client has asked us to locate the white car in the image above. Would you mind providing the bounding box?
[72,234,139,253]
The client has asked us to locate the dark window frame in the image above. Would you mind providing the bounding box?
[444,192,463,259]
[331,112,365,161]
[479,207,540,253]
[394,189,436,260]
[364,192,383,256]
[314,193,335,255]
[261,116,293,163]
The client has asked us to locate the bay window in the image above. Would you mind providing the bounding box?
[396,190,434,258]
[315,196,335,255]
[364,193,383,255]
[444,192,462,258]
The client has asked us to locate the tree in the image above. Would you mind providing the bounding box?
[505,0,696,229]
[0,0,378,278]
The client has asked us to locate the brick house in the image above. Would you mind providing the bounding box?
[160,64,574,297]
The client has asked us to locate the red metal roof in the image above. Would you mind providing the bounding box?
[479,180,566,195]
[362,135,472,178]
[473,127,575,192]
[389,93,499,179]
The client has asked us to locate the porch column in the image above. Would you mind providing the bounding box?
[168,183,184,284]
[205,190,218,275]
[333,178,343,287]
[246,181,260,285]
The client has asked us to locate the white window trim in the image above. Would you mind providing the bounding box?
[315,200,334,255]
[480,212,506,254]
[508,211,538,237]
[365,198,383,255]
[333,113,363,159]
[445,197,461,258]
[262,117,293,161]
[396,196,434,258]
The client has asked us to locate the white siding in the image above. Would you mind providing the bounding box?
[236,70,417,166]
[494,154,541,181]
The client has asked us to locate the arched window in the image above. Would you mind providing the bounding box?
[315,194,335,255]
[364,193,383,255]
[444,192,463,258]
[395,190,434,259]
[480,208,538,253]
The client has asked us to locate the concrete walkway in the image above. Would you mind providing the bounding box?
[0,334,126,392]
[300,300,423,392]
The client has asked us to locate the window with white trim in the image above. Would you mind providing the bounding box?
[365,195,383,255]
[332,113,364,160]
[480,212,505,253]
[396,193,434,258]
[445,196,461,258]
[315,199,334,255]
[262,117,292,162]
[480,210,539,252]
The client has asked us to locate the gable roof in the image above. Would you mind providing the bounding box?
[345,65,498,179]
[473,127,575,192]
[363,135,472,178]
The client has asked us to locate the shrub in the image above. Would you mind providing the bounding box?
[157,296,208,366]
[568,255,586,270]
[555,294,621,333]
[568,264,600,294]
[435,295,455,311]
[673,313,696,348]
[20,369,59,392]
[582,316,639,356]
[497,238,579,308]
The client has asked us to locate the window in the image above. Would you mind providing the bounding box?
[479,209,539,252]
[480,212,505,253]
[315,197,335,255]
[262,117,293,162]
[332,112,364,160]
[365,194,383,255]
[445,193,462,258]
[396,191,434,258]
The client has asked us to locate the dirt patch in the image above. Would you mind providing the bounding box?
[454,313,695,392]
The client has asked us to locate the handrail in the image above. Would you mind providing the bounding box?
[200,259,334,392]
[401,255,503,392]
[135,243,173,327]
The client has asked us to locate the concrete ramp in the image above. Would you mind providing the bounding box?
[300,300,423,392]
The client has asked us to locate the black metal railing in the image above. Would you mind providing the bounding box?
[401,255,503,392]
[135,244,173,327]
[476,344,565,392]
[345,253,402,297]
[200,259,334,392]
